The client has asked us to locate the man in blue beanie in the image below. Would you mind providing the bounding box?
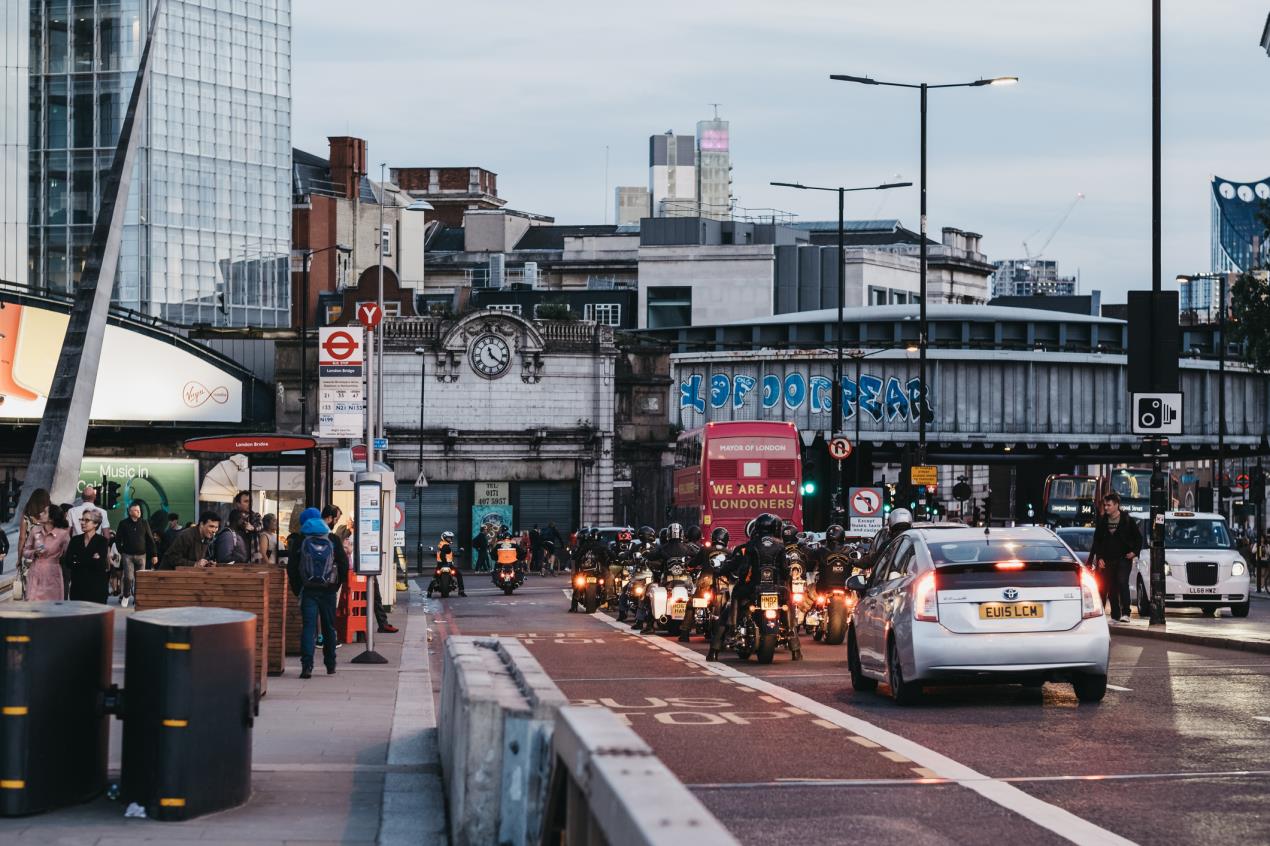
[287,507,348,679]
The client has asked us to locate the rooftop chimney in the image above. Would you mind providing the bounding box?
[327,136,367,200]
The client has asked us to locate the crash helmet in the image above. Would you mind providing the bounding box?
[666,522,684,541]
[887,508,914,533]
[826,524,846,545]
[497,527,511,539]
[441,531,454,542]
[781,520,799,545]
[617,529,633,543]
[658,527,669,544]
[710,527,730,547]
[745,518,757,539]
[685,525,702,544]
[754,513,781,539]
[637,525,656,544]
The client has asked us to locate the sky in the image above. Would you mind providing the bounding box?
[292,1,1270,303]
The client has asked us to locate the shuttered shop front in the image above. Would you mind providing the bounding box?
[403,483,461,553]
[516,482,576,533]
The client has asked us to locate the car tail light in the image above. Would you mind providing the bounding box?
[913,571,938,622]
[996,560,1026,570]
[1081,569,1103,619]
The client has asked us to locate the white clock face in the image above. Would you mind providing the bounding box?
[469,334,511,378]
[1238,185,1255,202]
[1257,183,1270,200]
[1219,182,1236,199]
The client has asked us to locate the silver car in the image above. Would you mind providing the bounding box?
[847,526,1110,705]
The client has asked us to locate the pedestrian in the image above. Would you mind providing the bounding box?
[64,509,112,604]
[284,505,304,559]
[287,508,348,679]
[67,486,111,538]
[159,512,182,556]
[232,490,263,560]
[471,526,490,572]
[161,511,220,569]
[1089,492,1144,623]
[112,501,157,607]
[529,524,543,574]
[260,514,279,566]
[17,488,52,576]
[21,503,70,601]
[212,510,251,564]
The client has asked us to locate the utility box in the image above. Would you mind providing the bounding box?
[0,601,113,817]
[121,607,256,821]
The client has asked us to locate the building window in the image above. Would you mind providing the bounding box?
[488,304,522,316]
[584,303,621,326]
[647,286,692,329]
[868,286,887,306]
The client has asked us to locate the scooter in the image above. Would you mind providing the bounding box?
[493,562,525,595]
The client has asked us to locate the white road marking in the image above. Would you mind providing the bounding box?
[848,736,881,749]
[596,614,1136,846]
[1254,716,1270,723]
[881,750,913,763]
[812,719,841,730]
[1106,684,1133,692]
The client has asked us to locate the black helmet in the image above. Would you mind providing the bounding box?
[579,526,591,539]
[753,513,780,538]
[781,520,799,544]
[658,528,669,544]
[710,527,730,547]
[638,525,656,544]
[666,522,684,541]
[686,525,702,543]
[826,524,846,544]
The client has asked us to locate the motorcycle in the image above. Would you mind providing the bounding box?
[810,548,865,644]
[493,562,524,595]
[786,553,809,630]
[617,562,652,622]
[434,564,457,598]
[727,563,795,664]
[570,566,602,613]
[647,558,693,635]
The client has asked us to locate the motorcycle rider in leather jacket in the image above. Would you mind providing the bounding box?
[636,523,696,633]
[570,527,611,613]
[814,524,854,591]
[707,513,802,661]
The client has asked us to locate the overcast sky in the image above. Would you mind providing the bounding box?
[292,1,1270,302]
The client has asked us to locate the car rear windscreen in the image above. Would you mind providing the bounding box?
[929,540,1077,565]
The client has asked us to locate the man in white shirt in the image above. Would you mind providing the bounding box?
[68,486,112,538]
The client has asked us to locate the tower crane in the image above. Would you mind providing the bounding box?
[1022,192,1085,265]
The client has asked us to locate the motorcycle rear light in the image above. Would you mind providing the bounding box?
[702,590,712,603]
[1080,569,1103,619]
[913,571,938,622]
[815,596,827,606]
[764,609,778,620]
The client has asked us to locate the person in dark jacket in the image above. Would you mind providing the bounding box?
[161,512,220,569]
[213,510,251,564]
[113,502,157,607]
[159,513,182,556]
[287,508,349,679]
[1090,492,1144,622]
[63,509,112,604]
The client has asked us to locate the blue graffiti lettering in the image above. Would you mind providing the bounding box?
[809,376,832,413]
[761,374,781,408]
[710,374,730,409]
[858,374,883,422]
[733,374,757,409]
[843,377,857,420]
[783,373,807,410]
[906,377,931,423]
[884,376,908,421]
[679,373,704,413]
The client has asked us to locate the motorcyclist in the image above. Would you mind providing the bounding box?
[814,524,855,592]
[867,507,914,569]
[490,527,525,585]
[685,525,703,556]
[638,522,696,635]
[570,527,611,612]
[427,531,467,597]
[708,513,803,662]
[606,529,633,605]
[686,526,731,642]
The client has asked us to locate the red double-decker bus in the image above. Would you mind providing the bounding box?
[672,421,803,540]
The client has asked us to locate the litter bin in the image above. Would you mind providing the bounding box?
[121,607,256,821]
[0,601,113,817]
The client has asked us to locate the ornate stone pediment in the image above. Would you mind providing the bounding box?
[434,310,547,383]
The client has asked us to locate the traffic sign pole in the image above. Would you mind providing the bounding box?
[351,323,386,665]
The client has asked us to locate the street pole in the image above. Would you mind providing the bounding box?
[1218,273,1227,522]
[1148,0,1167,627]
[918,82,928,468]
[835,186,845,510]
[854,351,863,485]
[300,252,310,435]
[351,326,386,665]
[375,163,387,459]
[416,347,426,575]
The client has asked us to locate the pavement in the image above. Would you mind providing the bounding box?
[1110,591,1270,653]
[0,580,446,845]
[423,570,1270,846]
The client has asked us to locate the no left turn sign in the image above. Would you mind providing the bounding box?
[850,488,882,517]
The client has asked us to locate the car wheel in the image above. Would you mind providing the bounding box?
[886,637,922,705]
[847,628,877,692]
[1230,600,1250,618]
[1071,672,1107,703]
[1136,579,1151,618]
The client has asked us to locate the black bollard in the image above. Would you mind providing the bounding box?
[0,601,113,817]
[121,607,257,821]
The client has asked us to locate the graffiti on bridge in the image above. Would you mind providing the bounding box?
[678,371,933,424]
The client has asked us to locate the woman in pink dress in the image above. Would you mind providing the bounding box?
[22,504,71,602]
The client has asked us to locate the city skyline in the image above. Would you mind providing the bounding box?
[292,0,1270,303]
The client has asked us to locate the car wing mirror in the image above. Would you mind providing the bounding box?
[846,574,869,593]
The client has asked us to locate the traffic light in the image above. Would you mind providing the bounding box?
[801,479,818,496]
[103,481,122,509]
[982,495,993,522]
[1253,466,1266,503]
[801,460,817,496]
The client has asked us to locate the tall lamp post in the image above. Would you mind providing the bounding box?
[830,73,1017,466]
[298,242,352,434]
[413,346,428,574]
[846,344,919,487]
[770,179,910,510]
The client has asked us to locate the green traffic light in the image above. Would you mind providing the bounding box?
[802,481,817,495]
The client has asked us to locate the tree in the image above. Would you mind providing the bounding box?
[534,301,575,321]
[1228,204,1270,371]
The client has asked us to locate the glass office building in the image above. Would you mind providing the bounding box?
[25,0,291,327]
[1,0,30,286]
[1211,176,1270,275]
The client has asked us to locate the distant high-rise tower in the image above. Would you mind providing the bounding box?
[649,131,696,218]
[1211,176,1270,273]
[696,109,731,221]
[614,186,650,226]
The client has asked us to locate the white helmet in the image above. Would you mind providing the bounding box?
[887,508,914,532]
[441,531,454,541]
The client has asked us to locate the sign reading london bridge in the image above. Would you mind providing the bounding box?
[677,369,932,425]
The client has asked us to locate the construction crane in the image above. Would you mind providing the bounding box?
[1022,192,1085,264]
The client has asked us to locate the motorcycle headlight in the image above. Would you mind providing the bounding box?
[1232,561,1246,577]
[634,585,645,596]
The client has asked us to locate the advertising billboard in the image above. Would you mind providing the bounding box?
[76,457,200,529]
[0,302,243,423]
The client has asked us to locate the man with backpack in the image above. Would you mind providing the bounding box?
[287,507,348,679]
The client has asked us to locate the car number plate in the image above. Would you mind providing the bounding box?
[692,597,708,607]
[585,576,597,584]
[759,593,779,610]
[1189,587,1217,594]
[979,602,1044,620]
[671,601,687,617]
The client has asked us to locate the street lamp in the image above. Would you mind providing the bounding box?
[414,346,428,574]
[830,73,1017,467]
[845,344,919,490]
[298,242,352,435]
[771,178,910,510]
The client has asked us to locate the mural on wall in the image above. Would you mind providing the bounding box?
[678,371,933,424]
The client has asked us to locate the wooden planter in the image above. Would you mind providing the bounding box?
[134,569,270,695]
[243,567,288,676]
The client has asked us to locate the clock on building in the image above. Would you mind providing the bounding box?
[469,333,512,378]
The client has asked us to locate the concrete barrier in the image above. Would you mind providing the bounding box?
[438,636,566,846]
[541,705,740,846]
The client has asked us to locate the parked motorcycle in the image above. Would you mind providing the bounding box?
[493,563,524,595]
[727,563,795,664]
